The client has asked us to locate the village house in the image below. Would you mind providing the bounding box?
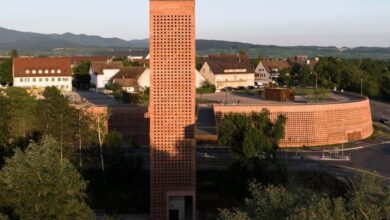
[13,57,73,91]
[199,54,255,90]
[110,66,150,93]
[255,59,291,85]
[89,61,124,88]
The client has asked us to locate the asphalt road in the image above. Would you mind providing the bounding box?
[348,143,390,178]
[134,143,390,179]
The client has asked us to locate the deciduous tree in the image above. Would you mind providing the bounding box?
[0,137,94,220]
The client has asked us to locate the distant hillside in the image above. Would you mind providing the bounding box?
[1,27,390,59]
[0,27,148,50]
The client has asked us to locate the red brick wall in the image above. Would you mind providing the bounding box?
[149,0,196,219]
[108,107,149,146]
[213,99,373,148]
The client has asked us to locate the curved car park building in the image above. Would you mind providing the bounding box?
[212,94,373,148]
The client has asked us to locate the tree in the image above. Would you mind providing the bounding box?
[197,80,216,94]
[349,173,390,220]
[104,131,127,169]
[0,59,12,85]
[219,209,250,220]
[73,61,92,89]
[6,87,39,146]
[0,137,94,220]
[38,87,81,160]
[9,49,18,58]
[218,109,287,163]
[72,61,90,74]
[219,173,389,220]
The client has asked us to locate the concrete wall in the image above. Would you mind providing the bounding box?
[213,99,373,148]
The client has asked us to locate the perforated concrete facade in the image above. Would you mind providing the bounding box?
[214,99,373,147]
[149,0,196,219]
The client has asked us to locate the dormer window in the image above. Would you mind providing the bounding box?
[57,69,61,74]
[32,70,36,74]
[51,69,55,74]
[38,70,43,74]
[45,70,49,74]
[26,70,30,74]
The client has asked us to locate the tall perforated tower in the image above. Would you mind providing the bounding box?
[149,0,196,219]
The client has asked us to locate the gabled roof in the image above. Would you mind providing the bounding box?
[90,61,123,75]
[110,67,147,89]
[68,56,109,65]
[198,54,250,65]
[111,67,147,80]
[206,59,254,75]
[112,79,139,88]
[261,60,291,73]
[13,57,72,77]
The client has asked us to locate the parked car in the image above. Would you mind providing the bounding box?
[221,86,233,92]
[237,86,246,90]
[247,86,255,90]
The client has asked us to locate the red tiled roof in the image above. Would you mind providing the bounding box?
[13,57,72,77]
[112,79,139,88]
[207,59,254,75]
[262,60,291,73]
[90,61,123,75]
[111,67,147,80]
[198,54,250,65]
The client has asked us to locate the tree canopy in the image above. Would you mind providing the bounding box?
[218,109,287,163]
[0,137,94,220]
[219,173,390,220]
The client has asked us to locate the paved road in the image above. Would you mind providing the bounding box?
[348,143,390,178]
[133,143,390,178]
[370,99,390,121]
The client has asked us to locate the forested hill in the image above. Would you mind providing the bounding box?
[1,27,390,59]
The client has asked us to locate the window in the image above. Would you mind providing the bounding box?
[45,78,49,82]
[20,78,23,82]
[51,78,55,82]
[32,70,36,74]
[45,70,49,74]
[39,70,43,74]
[57,69,61,74]
[62,78,68,81]
[39,78,42,82]
[58,78,61,82]
[26,70,30,74]
[33,78,36,82]
[51,69,55,74]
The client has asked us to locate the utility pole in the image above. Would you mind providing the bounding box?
[361,78,363,96]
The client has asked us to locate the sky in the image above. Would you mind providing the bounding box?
[1,0,390,47]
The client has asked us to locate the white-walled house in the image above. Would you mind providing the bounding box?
[110,67,150,93]
[89,61,123,88]
[199,60,255,90]
[255,60,291,84]
[196,69,206,88]
[13,57,73,91]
